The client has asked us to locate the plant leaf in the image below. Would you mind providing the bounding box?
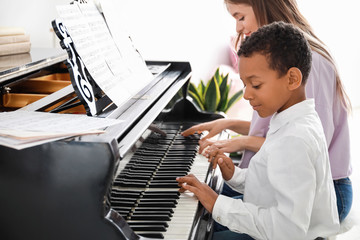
[204,77,221,112]
[224,89,243,113]
[218,73,229,111]
[189,82,203,105]
[214,68,221,85]
[198,80,206,102]
[200,80,206,93]
[188,91,205,110]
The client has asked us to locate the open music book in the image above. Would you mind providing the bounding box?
[55,0,153,111]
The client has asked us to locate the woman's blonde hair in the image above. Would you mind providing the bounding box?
[225,0,351,111]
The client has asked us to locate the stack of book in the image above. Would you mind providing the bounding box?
[0,27,31,56]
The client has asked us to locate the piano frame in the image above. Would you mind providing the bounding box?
[0,6,227,237]
[0,45,226,239]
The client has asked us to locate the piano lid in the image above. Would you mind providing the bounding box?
[0,48,67,83]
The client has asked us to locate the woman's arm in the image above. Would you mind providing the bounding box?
[201,135,265,156]
[181,118,251,140]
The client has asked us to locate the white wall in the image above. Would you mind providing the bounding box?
[0,0,70,48]
[110,0,235,83]
[1,0,359,107]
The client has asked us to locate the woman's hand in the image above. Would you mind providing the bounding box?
[181,119,229,140]
[206,146,235,181]
[176,174,218,213]
[201,137,246,155]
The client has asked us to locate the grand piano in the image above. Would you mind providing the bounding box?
[0,13,227,240]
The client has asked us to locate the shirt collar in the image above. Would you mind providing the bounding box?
[267,99,316,136]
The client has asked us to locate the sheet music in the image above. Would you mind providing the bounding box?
[56,1,153,108]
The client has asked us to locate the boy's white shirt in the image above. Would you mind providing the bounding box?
[212,99,340,240]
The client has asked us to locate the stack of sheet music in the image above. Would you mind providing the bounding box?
[0,111,124,150]
[0,27,31,56]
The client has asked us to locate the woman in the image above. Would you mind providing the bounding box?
[182,0,352,223]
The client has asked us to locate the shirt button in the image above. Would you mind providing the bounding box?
[216,217,221,221]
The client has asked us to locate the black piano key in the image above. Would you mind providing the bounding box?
[131,211,172,217]
[129,214,171,221]
[151,175,177,180]
[157,166,190,171]
[157,140,175,145]
[111,205,133,211]
[120,169,154,175]
[165,152,196,157]
[168,146,198,150]
[161,161,193,165]
[149,179,181,185]
[111,195,138,201]
[130,160,160,165]
[142,191,180,199]
[134,151,165,157]
[127,160,160,165]
[161,159,193,163]
[111,190,142,198]
[133,207,174,214]
[175,134,200,140]
[137,201,176,208]
[115,178,149,184]
[148,182,181,189]
[158,165,190,170]
[110,200,137,207]
[128,158,161,165]
[143,146,169,151]
[117,174,152,180]
[139,198,177,204]
[124,165,157,171]
[127,221,169,228]
[161,160,193,165]
[114,181,148,188]
[111,207,132,216]
[167,150,197,154]
[137,232,164,239]
[163,156,195,160]
[130,225,167,232]
[153,171,188,176]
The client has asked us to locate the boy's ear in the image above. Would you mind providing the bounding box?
[287,67,302,90]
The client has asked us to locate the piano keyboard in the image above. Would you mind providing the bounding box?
[111,123,211,239]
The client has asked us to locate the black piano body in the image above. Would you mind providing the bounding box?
[0,46,226,240]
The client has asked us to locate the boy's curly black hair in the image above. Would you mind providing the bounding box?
[238,21,312,84]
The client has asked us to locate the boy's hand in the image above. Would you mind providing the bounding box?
[176,174,218,213]
[217,155,235,181]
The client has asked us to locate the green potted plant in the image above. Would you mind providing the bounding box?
[188,67,243,113]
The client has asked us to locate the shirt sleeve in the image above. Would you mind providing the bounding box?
[225,166,247,193]
[212,136,318,240]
